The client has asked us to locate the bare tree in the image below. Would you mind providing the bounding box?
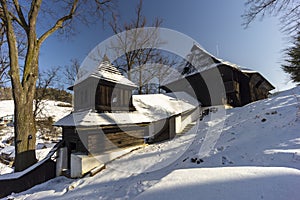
[0,0,114,172]
[243,0,300,84]
[109,0,173,94]
[0,23,8,87]
[34,67,60,120]
[243,0,300,35]
[63,58,80,86]
[0,58,9,87]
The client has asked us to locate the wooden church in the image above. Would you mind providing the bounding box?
[162,44,275,107]
[54,56,198,177]
[56,56,144,156]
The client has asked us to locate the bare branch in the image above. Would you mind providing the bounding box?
[34,67,60,119]
[243,0,300,36]
[0,0,22,93]
[12,0,28,29]
[63,58,80,86]
[108,0,174,94]
[38,0,78,46]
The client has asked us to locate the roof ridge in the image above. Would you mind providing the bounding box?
[98,61,122,75]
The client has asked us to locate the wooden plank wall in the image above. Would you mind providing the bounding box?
[87,130,145,154]
[63,125,147,155]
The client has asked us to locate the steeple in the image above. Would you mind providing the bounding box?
[102,54,111,63]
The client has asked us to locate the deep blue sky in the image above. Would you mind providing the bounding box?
[39,0,295,91]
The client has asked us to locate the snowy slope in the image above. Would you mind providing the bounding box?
[0,100,72,121]
[4,86,300,200]
[136,167,300,200]
[0,100,72,175]
[0,100,14,118]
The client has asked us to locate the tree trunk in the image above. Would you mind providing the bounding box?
[12,49,39,171]
[13,94,37,172]
[0,0,83,172]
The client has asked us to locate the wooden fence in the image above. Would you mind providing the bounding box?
[0,142,62,198]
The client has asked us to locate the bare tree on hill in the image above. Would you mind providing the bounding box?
[34,67,60,120]
[109,0,176,94]
[63,58,81,87]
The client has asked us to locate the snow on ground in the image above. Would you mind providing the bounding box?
[3,86,300,200]
[0,100,14,118]
[0,100,72,175]
[136,167,300,200]
[0,163,13,175]
[0,100,72,121]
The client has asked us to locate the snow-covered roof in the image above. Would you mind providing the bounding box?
[171,44,274,90]
[53,110,151,127]
[54,92,198,127]
[185,44,260,76]
[134,92,198,114]
[71,59,137,90]
[90,60,137,88]
[240,67,258,74]
[221,61,245,71]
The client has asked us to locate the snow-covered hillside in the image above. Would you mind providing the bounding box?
[0,100,72,175]
[3,86,300,200]
[0,100,72,122]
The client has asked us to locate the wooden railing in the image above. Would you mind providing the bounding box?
[0,141,64,198]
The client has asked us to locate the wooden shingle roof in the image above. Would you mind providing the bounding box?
[69,56,137,90]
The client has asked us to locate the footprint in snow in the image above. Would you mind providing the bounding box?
[222,156,233,165]
[190,157,204,164]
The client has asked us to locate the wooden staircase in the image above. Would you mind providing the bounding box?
[179,122,197,135]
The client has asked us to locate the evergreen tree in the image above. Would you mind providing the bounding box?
[282,32,300,84]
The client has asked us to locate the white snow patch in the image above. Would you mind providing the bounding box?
[0,100,14,118]
[0,100,72,122]
[0,100,72,175]
[136,167,300,200]
[0,163,13,175]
